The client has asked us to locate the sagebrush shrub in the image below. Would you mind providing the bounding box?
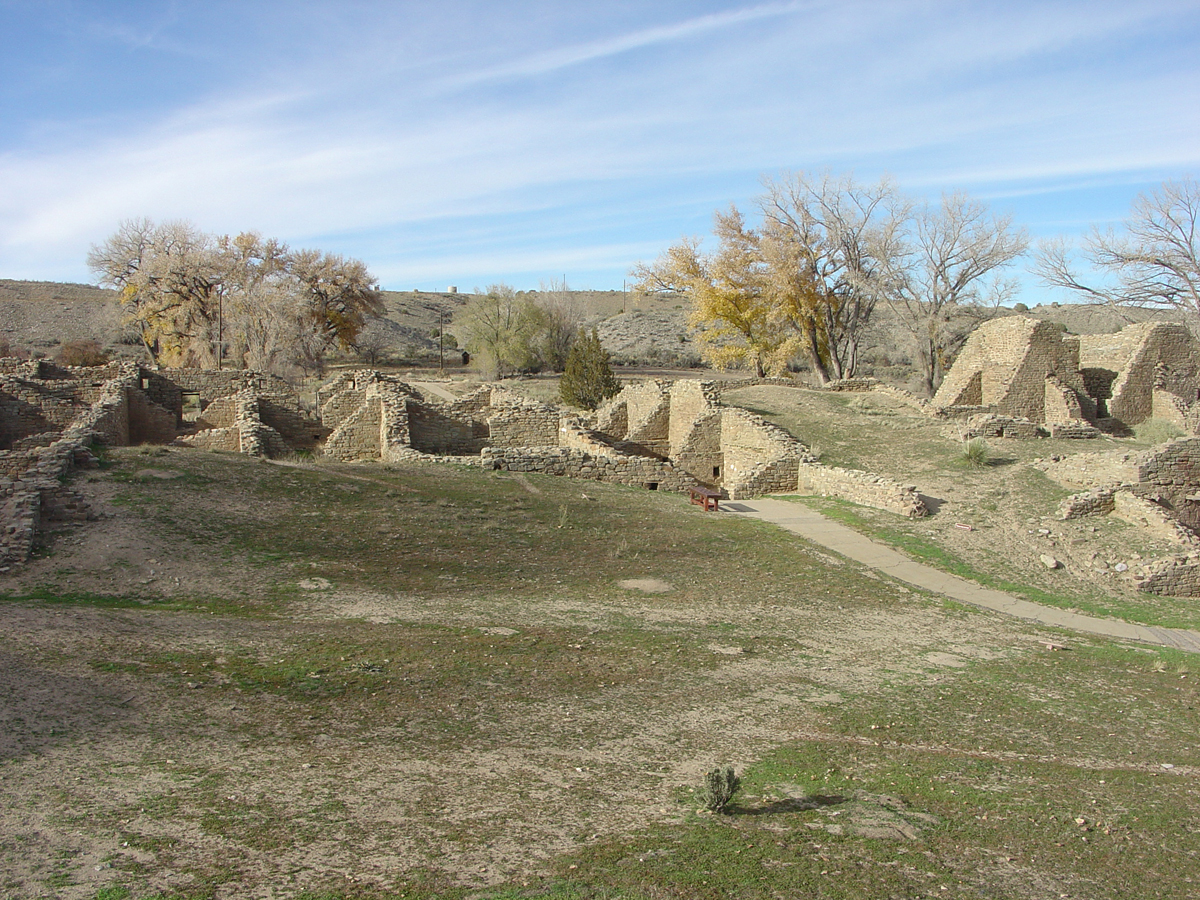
[698,765,740,813]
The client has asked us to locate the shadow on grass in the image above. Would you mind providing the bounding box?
[727,793,848,816]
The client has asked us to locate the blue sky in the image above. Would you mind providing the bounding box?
[0,1,1197,299]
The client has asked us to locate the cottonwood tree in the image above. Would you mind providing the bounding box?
[883,193,1028,395]
[533,277,583,372]
[632,208,795,377]
[456,283,545,376]
[1035,177,1200,320]
[88,219,383,373]
[759,172,908,381]
[634,174,907,382]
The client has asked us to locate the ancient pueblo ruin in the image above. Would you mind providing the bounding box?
[5,314,1200,595]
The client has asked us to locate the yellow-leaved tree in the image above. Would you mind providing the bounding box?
[631,207,836,378]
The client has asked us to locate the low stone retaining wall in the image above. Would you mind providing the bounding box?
[1058,487,1118,520]
[796,461,928,518]
[480,446,694,492]
[1131,553,1200,596]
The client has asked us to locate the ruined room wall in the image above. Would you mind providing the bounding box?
[259,398,328,450]
[720,407,807,493]
[324,396,383,460]
[125,389,178,444]
[0,388,61,449]
[1132,554,1200,596]
[1043,374,1093,428]
[614,381,672,456]
[1152,389,1191,429]
[480,447,694,492]
[377,393,413,463]
[1132,437,1200,533]
[667,381,718,454]
[168,369,295,403]
[487,405,561,447]
[933,317,1086,422]
[593,393,629,440]
[933,317,1039,410]
[674,410,725,486]
[321,385,368,430]
[195,396,238,429]
[794,462,928,517]
[136,369,184,422]
[665,381,724,485]
[0,379,82,449]
[1106,325,1200,426]
[407,404,489,455]
[558,420,622,456]
[184,426,240,452]
[999,323,1084,421]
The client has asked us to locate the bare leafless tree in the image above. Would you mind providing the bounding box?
[1035,177,1200,322]
[759,171,909,380]
[532,276,583,372]
[884,193,1028,395]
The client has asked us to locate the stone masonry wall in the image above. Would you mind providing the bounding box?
[487,405,561,448]
[1084,324,1200,426]
[323,396,382,461]
[934,317,1089,425]
[721,407,808,496]
[1131,437,1200,533]
[795,462,928,517]
[480,447,694,493]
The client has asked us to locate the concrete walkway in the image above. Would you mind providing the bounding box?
[723,497,1200,654]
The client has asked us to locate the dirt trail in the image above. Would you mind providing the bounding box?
[726,497,1200,654]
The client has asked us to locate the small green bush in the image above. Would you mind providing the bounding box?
[1134,418,1186,444]
[961,437,989,468]
[560,327,621,410]
[698,765,740,813]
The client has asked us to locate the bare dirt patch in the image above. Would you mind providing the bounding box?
[617,578,674,593]
[1,447,1197,899]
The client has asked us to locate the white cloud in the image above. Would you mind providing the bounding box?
[0,1,1197,286]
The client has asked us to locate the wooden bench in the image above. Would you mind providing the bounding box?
[688,485,721,512]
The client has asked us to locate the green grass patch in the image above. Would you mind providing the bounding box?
[793,495,1200,630]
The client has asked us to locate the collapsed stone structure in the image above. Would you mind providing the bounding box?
[1045,437,1200,596]
[314,373,928,516]
[932,317,1200,438]
[0,361,927,568]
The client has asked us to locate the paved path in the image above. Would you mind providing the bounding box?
[723,497,1200,654]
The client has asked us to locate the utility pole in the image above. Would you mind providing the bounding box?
[217,291,224,370]
[438,309,447,372]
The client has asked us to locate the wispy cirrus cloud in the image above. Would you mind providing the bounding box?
[0,1,1197,290]
[440,1,808,89]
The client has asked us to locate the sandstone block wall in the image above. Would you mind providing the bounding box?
[1130,437,1200,533]
[721,407,808,496]
[487,405,560,448]
[1082,324,1200,426]
[934,317,1093,427]
[795,462,928,517]
[480,446,694,492]
[1112,490,1200,546]
[323,396,383,460]
[1132,554,1200,596]
[1057,487,1118,520]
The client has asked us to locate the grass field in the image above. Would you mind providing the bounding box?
[1,446,1198,899]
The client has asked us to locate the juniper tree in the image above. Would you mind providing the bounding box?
[559,327,621,410]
